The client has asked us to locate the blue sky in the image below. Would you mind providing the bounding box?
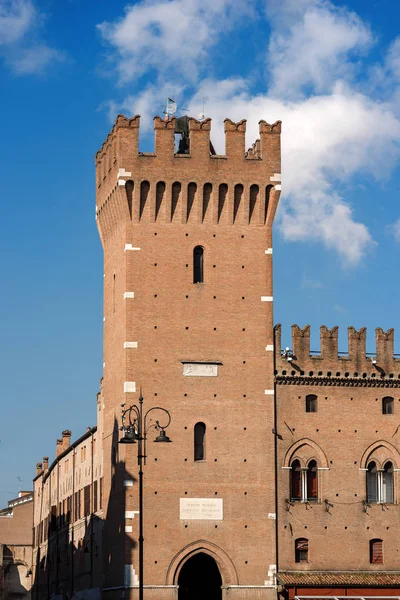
[0,0,400,502]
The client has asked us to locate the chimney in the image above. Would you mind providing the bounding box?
[56,438,63,457]
[62,430,71,451]
[43,457,49,471]
[36,462,43,476]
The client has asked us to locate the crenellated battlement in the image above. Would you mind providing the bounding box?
[275,324,400,379]
[95,113,282,242]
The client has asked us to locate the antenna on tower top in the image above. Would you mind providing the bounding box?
[163,98,190,120]
[163,98,177,119]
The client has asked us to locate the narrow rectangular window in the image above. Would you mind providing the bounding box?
[382,397,394,414]
[93,480,98,512]
[370,539,383,564]
[84,485,91,517]
[295,538,308,563]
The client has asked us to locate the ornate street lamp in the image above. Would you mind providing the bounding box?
[119,390,172,600]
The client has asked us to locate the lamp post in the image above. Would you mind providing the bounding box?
[119,390,172,600]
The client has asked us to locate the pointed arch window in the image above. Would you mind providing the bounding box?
[382,462,393,504]
[307,460,318,500]
[290,459,318,502]
[367,461,378,503]
[194,422,206,461]
[367,461,393,503]
[291,460,302,501]
[193,246,204,283]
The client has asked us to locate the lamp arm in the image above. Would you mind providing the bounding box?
[121,405,140,430]
[143,407,171,435]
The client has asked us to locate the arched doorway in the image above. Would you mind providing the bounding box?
[178,552,222,600]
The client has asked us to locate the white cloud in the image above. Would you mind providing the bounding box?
[266,0,373,98]
[0,0,62,74]
[388,217,400,242]
[0,0,34,45]
[98,0,400,266]
[97,0,252,84]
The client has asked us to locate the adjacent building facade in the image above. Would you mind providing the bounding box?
[275,324,400,598]
[31,112,400,600]
[0,491,33,600]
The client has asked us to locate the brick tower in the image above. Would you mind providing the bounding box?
[95,114,281,600]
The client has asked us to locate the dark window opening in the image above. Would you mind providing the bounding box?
[383,397,394,415]
[382,462,394,504]
[370,539,383,564]
[194,422,206,461]
[291,460,302,501]
[194,246,204,284]
[295,538,308,563]
[307,460,318,501]
[306,394,317,413]
[367,461,378,503]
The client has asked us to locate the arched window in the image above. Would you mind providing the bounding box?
[382,462,393,504]
[367,461,378,503]
[370,539,383,564]
[193,246,204,284]
[291,459,319,502]
[307,460,318,501]
[382,397,394,415]
[295,538,308,563]
[306,394,317,413]
[194,422,206,461]
[291,460,302,501]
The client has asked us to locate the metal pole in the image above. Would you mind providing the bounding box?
[138,393,144,600]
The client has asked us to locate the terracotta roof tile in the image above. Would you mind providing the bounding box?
[278,572,400,586]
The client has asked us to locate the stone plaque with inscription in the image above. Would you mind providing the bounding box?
[180,498,223,520]
[183,363,218,377]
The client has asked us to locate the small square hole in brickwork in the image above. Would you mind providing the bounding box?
[242,266,245,269]
[185,326,189,330]
[241,235,245,238]
[213,265,216,268]
[155,524,157,527]
[154,393,157,396]
[185,525,188,528]
[214,458,217,462]
[244,427,247,430]
[154,326,157,329]
[154,491,158,494]
[186,295,189,298]
[186,233,189,236]
[214,394,217,397]
[243,360,246,364]
[154,232,157,235]
[184,458,187,461]
[214,427,217,430]
[214,327,217,331]
[213,234,216,237]
[154,263,157,266]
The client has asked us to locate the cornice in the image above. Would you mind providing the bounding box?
[276,375,400,388]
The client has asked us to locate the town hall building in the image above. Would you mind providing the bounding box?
[31,113,400,600]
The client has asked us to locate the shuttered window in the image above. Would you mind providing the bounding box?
[84,485,91,517]
[367,462,378,503]
[291,460,302,501]
[307,460,318,500]
[370,539,383,564]
[295,538,308,563]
